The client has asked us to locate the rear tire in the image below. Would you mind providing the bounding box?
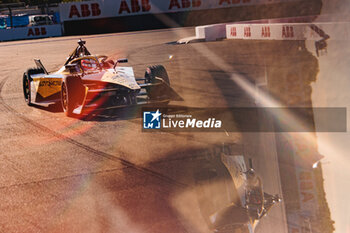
[22,68,44,106]
[145,65,170,101]
[61,76,83,117]
[145,65,170,85]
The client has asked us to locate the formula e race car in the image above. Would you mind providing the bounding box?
[194,155,282,233]
[22,39,182,117]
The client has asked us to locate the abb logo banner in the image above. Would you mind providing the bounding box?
[118,0,151,14]
[27,27,47,36]
[282,25,294,38]
[261,26,271,38]
[226,24,264,40]
[60,1,103,20]
[59,0,292,22]
[26,25,62,38]
[0,25,62,42]
[68,3,101,18]
[226,23,319,41]
[243,26,251,37]
[230,26,237,37]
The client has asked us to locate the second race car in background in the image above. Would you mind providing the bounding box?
[194,153,282,233]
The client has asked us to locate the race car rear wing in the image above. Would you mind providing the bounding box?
[34,59,48,74]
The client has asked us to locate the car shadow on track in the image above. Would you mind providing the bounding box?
[34,103,63,113]
[79,106,143,122]
[31,102,190,122]
[30,103,146,121]
[76,104,189,122]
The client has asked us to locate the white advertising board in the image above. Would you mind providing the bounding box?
[59,0,298,22]
[226,23,350,41]
[226,23,321,41]
[0,24,62,42]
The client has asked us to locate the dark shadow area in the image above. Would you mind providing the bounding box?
[31,103,63,113]
[165,41,178,45]
[137,142,282,232]
[78,103,185,122]
[207,39,334,232]
[31,101,190,122]
[96,142,266,232]
[131,33,332,231]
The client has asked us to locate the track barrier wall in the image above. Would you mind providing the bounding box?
[59,0,301,21]
[183,22,350,43]
[59,0,322,35]
[226,23,350,41]
[0,0,323,41]
[0,24,62,42]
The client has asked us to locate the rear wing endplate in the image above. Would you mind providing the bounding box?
[34,59,48,74]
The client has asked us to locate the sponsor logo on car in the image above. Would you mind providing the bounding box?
[39,80,61,87]
[33,78,62,98]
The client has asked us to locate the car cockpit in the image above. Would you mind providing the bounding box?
[63,40,119,74]
[65,39,91,65]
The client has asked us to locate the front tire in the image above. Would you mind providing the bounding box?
[22,68,44,106]
[23,73,32,106]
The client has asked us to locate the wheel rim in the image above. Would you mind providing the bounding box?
[62,84,68,111]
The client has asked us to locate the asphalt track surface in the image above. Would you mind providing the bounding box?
[0,28,287,233]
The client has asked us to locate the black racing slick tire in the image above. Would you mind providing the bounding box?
[23,73,32,106]
[61,76,83,117]
[145,65,170,85]
[145,65,170,101]
[22,68,44,106]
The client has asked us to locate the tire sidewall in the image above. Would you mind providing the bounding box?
[23,73,32,106]
[145,65,170,100]
[23,68,45,106]
[61,76,83,117]
[61,81,73,117]
[145,65,170,85]
[22,73,31,105]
